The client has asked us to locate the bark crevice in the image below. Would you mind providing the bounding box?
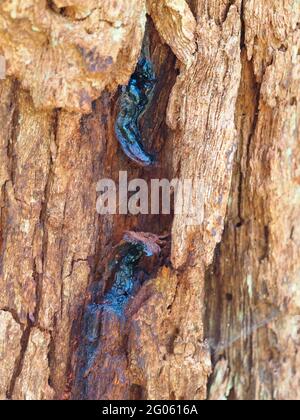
[6,324,31,399]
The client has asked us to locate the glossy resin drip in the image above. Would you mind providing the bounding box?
[93,242,144,318]
[85,233,165,326]
[74,233,167,398]
[115,48,157,166]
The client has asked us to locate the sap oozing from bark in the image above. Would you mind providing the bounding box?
[115,54,157,166]
[73,233,165,399]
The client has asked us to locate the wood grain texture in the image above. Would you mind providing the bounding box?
[0,311,22,400]
[147,0,197,66]
[0,0,299,401]
[206,0,300,400]
[0,0,146,112]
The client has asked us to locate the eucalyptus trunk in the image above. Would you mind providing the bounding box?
[0,0,299,401]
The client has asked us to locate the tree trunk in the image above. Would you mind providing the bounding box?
[0,0,299,401]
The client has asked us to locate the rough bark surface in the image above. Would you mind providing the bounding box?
[0,0,146,112]
[0,0,299,401]
[207,0,300,400]
[0,311,22,399]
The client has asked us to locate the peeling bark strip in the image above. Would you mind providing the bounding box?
[0,0,300,401]
[169,5,241,269]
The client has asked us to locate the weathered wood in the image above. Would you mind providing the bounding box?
[0,0,299,401]
[207,1,300,400]
[0,0,146,112]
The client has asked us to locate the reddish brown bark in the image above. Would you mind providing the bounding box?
[0,0,300,400]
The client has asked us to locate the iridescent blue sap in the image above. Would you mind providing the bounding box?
[79,241,153,383]
[115,56,157,166]
[97,243,145,318]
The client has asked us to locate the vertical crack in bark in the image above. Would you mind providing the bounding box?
[245,70,261,168]
[37,110,60,392]
[71,24,177,399]
[1,81,20,266]
[236,169,244,228]
[35,110,58,326]
[7,80,20,188]
[259,225,270,263]
[236,54,261,228]
[4,103,59,400]
[6,323,31,399]
[240,0,246,48]
[1,80,27,400]
[47,329,56,390]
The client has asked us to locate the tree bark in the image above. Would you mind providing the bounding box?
[0,0,299,400]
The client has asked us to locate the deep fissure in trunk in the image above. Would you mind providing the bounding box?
[70,24,177,400]
[0,0,299,401]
